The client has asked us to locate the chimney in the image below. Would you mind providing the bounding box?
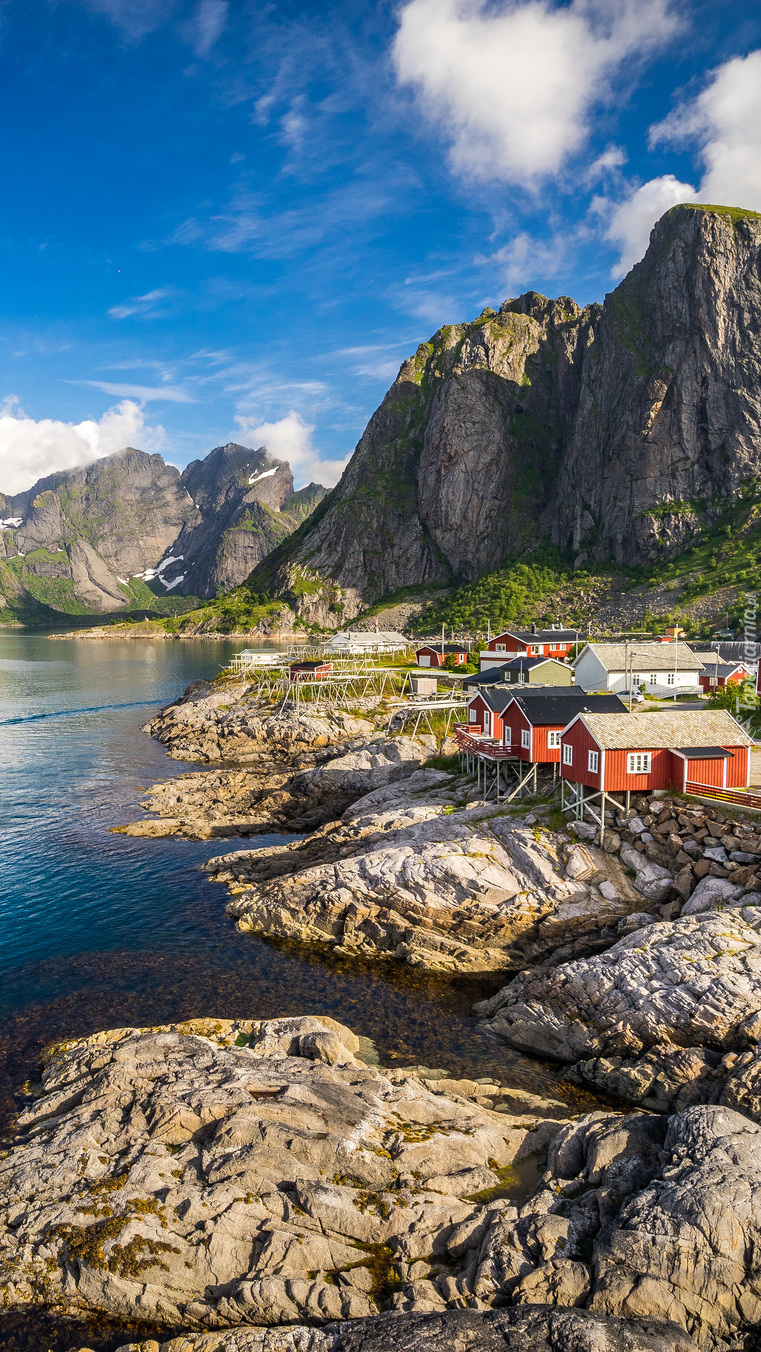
[532,623,537,634]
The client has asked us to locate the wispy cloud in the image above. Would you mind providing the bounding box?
[80,380,196,403]
[180,0,227,57]
[108,288,170,320]
[78,0,177,42]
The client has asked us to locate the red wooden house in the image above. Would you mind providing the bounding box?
[500,692,626,763]
[289,660,333,681]
[416,644,469,668]
[464,688,513,741]
[698,659,754,693]
[484,625,577,661]
[560,709,752,801]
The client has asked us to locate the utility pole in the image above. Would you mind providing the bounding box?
[441,623,444,659]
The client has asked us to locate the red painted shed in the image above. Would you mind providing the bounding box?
[416,644,468,668]
[560,708,752,796]
[698,660,753,693]
[289,660,333,681]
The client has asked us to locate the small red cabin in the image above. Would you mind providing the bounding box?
[289,660,332,681]
[485,627,577,661]
[416,644,468,668]
[699,661,753,693]
[560,709,752,795]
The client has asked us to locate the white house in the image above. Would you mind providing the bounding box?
[322,630,409,655]
[573,641,704,697]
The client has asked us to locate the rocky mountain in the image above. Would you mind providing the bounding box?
[0,444,325,617]
[250,204,761,623]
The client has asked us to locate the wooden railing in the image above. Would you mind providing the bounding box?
[685,780,761,810]
[453,724,517,760]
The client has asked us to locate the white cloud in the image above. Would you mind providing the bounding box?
[651,49,761,212]
[604,48,761,278]
[392,0,678,185]
[81,380,196,403]
[108,288,169,319]
[0,399,165,496]
[233,411,348,489]
[605,174,697,276]
[182,0,228,57]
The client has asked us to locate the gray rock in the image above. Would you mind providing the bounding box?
[0,1016,561,1332]
[681,876,742,915]
[476,909,761,1099]
[105,1306,698,1351]
[620,844,673,902]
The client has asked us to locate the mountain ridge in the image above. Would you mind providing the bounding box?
[0,443,326,620]
[245,204,761,628]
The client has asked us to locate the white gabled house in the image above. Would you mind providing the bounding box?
[573,641,704,697]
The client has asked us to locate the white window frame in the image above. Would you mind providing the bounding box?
[468,708,477,723]
[627,752,652,774]
[483,710,492,736]
[530,644,541,655]
[649,674,657,685]
[548,730,561,749]
[632,673,639,687]
[666,672,674,685]
[521,728,530,749]
[495,643,506,652]
[562,742,573,766]
[503,726,511,747]
[588,750,599,773]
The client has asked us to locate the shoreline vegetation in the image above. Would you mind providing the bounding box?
[3,659,761,1351]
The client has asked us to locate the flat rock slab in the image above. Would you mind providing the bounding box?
[223,801,642,974]
[102,1305,697,1351]
[0,1016,560,1334]
[476,906,761,1109]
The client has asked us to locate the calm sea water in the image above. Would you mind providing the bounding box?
[0,629,583,1351]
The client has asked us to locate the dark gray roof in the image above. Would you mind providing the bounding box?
[699,661,750,678]
[675,746,734,759]
[502,655,562,671]
[464,666,509,687]
[513,693,627,725]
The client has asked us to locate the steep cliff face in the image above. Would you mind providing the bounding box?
[258,294,595,617]
[0,445,326,616]
[251,204,761,620]
[553,205,761,566]
[171,444,326,598]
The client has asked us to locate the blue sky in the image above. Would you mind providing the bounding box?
[1,0,761,495]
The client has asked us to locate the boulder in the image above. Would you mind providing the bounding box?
[476,908,761,1108]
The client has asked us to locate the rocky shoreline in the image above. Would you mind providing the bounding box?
[5,675,761,1351]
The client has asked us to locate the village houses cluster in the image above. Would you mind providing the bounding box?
[415,625,758,810]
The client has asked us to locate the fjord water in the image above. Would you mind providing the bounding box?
[0,631,562,1115]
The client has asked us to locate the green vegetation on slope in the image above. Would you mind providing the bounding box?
[163,581,289,634]
[415,549,603,633]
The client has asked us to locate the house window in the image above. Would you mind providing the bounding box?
[563,743,573,765]
[495,643,506,652]
[468,709,477,723]
[548,730,561,748]
[521,728,530,749]
[667,673,674,685]
[503,727,511,747]
[649,674,657,685]
[530,644,541,655]
[588,750,599,773]
[632,673,639,686]
[627,752,652,774]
